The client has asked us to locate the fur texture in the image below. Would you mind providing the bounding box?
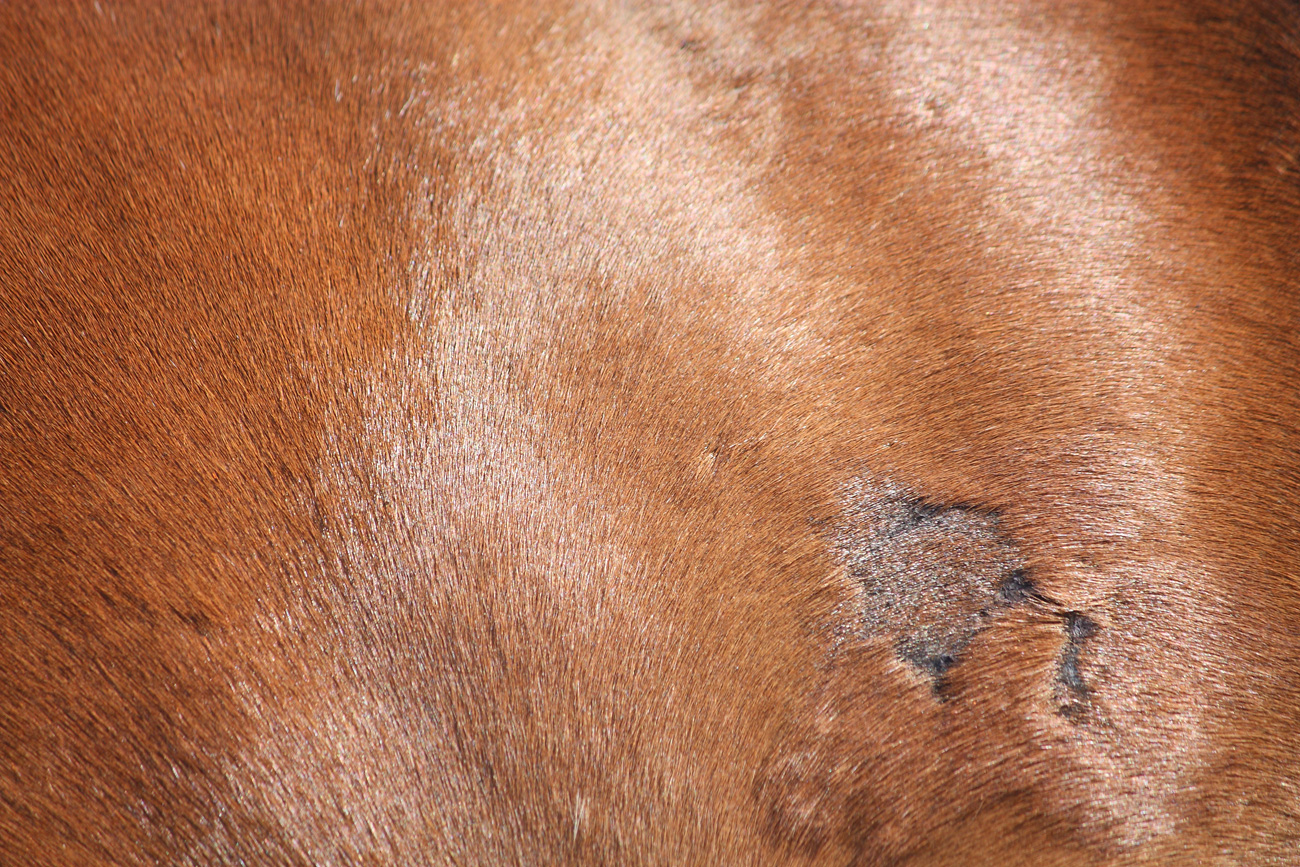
[2,1,1299,864]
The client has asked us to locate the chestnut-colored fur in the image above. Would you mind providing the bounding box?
[3,1,1299,864]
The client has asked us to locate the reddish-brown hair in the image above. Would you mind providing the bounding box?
[3,1,1298,863]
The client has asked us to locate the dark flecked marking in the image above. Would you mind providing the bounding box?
[836,481,1023,686]
[1055,612,1098,718]
[834,479,1097,718]
[997,568,1042,606]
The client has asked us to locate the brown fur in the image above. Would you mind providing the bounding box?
[2,1,1299,864]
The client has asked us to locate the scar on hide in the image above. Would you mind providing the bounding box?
[834,480,1097,716]
[1055,612,1098,719]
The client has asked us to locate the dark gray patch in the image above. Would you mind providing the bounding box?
[836,481,1023,688]
[835,480,1099,715]
[997,568,1042,606]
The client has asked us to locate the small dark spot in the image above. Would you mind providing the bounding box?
[1066,612,1098,641]
[882,499,944,538]
[897,644,957,700]
[311,497,328,535]
[679,38,704,53]
[997,568,1037,605]
[42,522,69,546]
[122,588,156,622]
[728,71,760,92]
[276,461,297,486]
[920,652,956,678]
[170,606,214,637]
[897,640,957,678]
